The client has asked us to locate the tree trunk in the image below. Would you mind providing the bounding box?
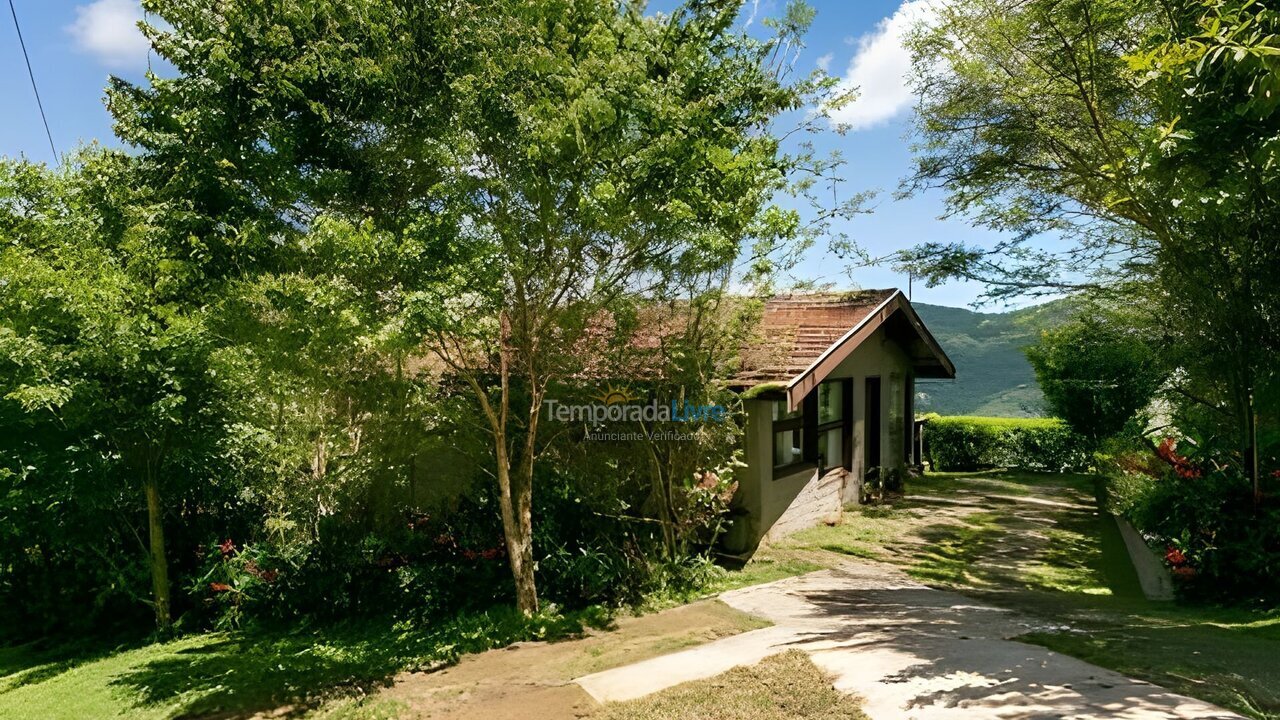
[1245,384,1260,507]
[1232,361,1261,508]
[513,456,538,614]
[495,444,538,614]
[454,313,541,615]
[143,473,172,631]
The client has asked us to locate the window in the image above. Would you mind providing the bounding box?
[771,399,805,470]
[772,379,851,478]
[816,381,846,472]
[888,372,904,467]
[904,373,915,464]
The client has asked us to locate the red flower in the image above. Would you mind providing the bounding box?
[462,549,478,561]
[1172,565,1197,580]
[1164,546,1187,567]
[479,547,501,560]
[1271,469,1280,479]
[209,582,232,593]
[219,539,236,558]
[1154,438,1202,479]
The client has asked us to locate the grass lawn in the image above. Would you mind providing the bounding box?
[0,597,772,720]
[760,469,1280,720]
[0,607,607,720]
[596,650,867,720]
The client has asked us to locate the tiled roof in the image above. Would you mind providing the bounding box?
[413,289,947,391]
[732,290,896,387]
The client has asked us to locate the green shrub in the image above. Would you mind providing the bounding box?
[923,415,1092,472]
[1104,438,1280,603]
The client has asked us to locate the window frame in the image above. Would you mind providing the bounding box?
[771,379,852,479]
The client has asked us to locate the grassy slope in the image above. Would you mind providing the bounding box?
[759,470,1280,719]
[913,299,1074,417]
[0,597,782,720]
[0,607,611,720]
[0,579,788,720]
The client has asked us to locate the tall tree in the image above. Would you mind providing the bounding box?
[400,0,837,612]
[1132,0,1280,500]
[114,0,849,614]
[0,152,247,630]
[99,0,442,628]
[900,0,1279,498]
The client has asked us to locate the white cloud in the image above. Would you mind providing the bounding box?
[829,0,939,132]
[67,0,150,70]
[815,52,834,73]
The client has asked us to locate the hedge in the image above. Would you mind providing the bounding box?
[922,415,1092,473]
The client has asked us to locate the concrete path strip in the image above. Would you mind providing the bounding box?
[574,562,1243,719]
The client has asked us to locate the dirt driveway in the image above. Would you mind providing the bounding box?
[578,561,1243,719]
[379,471,1265,719]
[380,598,767,719]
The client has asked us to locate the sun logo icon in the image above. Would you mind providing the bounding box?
[594,383,639,405]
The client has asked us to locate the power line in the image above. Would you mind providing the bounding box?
[7,0,59,163]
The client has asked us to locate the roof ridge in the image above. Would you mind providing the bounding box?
[767,289,897,303]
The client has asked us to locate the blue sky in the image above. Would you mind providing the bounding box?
[2,0,1016,309]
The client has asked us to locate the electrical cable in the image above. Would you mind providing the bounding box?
[8,0,59,163]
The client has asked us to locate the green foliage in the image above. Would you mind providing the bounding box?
[900,0,1156,300]
[1026,308,1167,441]
[0,153,262,636]
[924,416,1092,472]
[903,0,1279,495]
[1105,437,1280,604]
[0,0,835,635]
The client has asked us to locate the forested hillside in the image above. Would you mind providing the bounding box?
[913,300,1073,417]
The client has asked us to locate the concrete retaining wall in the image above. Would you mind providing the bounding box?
[764,468,845,542]
[1112,514,1175,601]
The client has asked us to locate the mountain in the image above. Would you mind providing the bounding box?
[913,299,1074,418]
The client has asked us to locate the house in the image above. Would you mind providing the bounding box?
[723,289,955,553]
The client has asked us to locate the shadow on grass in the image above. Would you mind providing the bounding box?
[1021,620,1280,719]
[0,657,82,694]
[108,607,608,719]
[0,638,141,695]
[905,513,1005,587]
[885,469,1280,718]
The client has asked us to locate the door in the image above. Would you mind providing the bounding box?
[864,376,881,471]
